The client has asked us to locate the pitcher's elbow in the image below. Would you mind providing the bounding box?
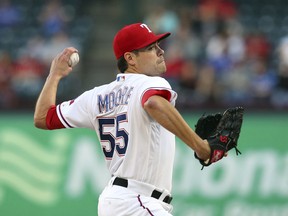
[34,117,47,129]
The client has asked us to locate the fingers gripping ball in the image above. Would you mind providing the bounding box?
[68,52,79,67]
[194,107,244,169]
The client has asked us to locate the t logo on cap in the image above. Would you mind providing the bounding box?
[113,23,171,60]
[140,24,152,33]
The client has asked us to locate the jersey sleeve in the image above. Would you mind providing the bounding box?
[56,90,95,129]
[46,105,65,129]
[140,76,177,106]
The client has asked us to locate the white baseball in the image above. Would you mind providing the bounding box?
[68,52,79,67]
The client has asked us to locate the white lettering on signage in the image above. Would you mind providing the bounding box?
[65,139,288,199]
[65,138,109,197]
[174,146,288,198]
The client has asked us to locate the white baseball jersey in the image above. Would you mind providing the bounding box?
[56,73,178,192]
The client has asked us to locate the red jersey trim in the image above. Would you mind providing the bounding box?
[141,89,172,107]
[46,105,65,130]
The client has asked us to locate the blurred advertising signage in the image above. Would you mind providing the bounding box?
[0,116,287,216]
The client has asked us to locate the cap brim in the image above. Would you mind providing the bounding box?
[160,32,171,39]
[134,32,171,51]
[157,32,171,41]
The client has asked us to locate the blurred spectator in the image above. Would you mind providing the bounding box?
[190,5,221,42]
[205,25,245,81]
[143,5,179,34]
[11,54,46,102]
[221,61,252,105]
[198,0,238,20]
[205,29,234,80]
[164,45,198,90]
[277,35,288,73]
[37,31,77,67]
[245,30,271,61]
[164,20,202,83]
[0,0,21,28]
[37,0,73,38]
[249,59,277,103]
[0,51,13,84]
[20,30,79,67]
[164,44,185,85]
[19,35,46,63]
[178,61,199,90]
[206,22,245,62]
[194,64,215,103]
[0,51,17,108]
[175,12,204,60]
[191,0,238,42]
[271,36,288,108]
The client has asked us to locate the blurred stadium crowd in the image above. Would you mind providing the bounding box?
[0,0,91,110]
[1,0,288,111]
[143,0,288,110]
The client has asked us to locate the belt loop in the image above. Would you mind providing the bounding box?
[113,177,128,187]
[151,190,162,199]
[163,195,173,204]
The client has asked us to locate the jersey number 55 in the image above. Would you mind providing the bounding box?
[98,113,129,159]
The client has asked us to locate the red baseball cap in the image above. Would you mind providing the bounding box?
[113,23,171,59]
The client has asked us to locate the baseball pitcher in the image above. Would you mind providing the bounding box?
[34,23,243,216]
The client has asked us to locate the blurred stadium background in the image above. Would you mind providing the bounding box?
[0,0,287,216]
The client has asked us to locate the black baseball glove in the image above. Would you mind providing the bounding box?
[194,107,244,168]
